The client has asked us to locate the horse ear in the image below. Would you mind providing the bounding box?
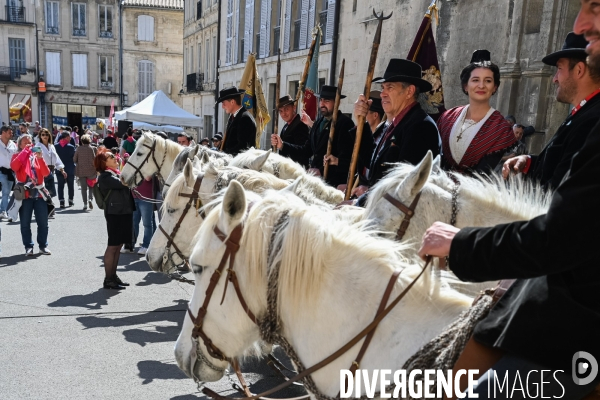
[190,144,201,159]
[183,159,196,189]
[204,160,219,177]
[220,180,246,226]
[431,154,441,174]
[281,176,303,194]
[396,151,433,198]
[200,151,211,165]
[248,150,271,171]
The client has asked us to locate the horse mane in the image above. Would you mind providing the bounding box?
[296,174,344,205]
[230,148,307,179]
[136,132,183,160]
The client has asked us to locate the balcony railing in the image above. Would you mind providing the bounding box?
[5,5,26,23]
[73,28,86,37]
[0,66,28,81]
[100,80,114,89]
[319,11,327,43]
[272,26,280,56]
[46,26,59,34]
[293,20,301,51]
[186,72,204,92]
[99,30,113,38]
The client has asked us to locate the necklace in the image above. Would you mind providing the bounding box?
[456,118,476,142]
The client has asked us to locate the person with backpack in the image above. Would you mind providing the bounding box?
[73,134,97,211]
[94,148,135,290]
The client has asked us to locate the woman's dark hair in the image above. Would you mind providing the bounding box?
[94,147,114,172]
[460,61,501,95]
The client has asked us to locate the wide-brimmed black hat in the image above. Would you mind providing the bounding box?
[373,59,432,92]
[216,86,246,103]
[316,85,346,100]
[277,94,296,109]
[542,32,588,66]
[369,90,384,114]
[212,133,223,141]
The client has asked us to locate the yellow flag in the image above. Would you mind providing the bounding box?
[239,53,271,147]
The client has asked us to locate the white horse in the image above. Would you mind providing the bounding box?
[121,132,183,187]
[229,148,307,180]
[174,181,473,394]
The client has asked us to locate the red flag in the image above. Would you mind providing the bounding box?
[303,28,321,121]
[108,99,115,132]
[407,1,445,121]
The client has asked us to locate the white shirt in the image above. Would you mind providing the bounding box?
[0,139,17,169]
[448,105,495,165]
[232,106,244,118]
[37,140,65,170]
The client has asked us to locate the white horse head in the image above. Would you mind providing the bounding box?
[121,132,183,187]
[175,181,472,392]
[162,145,202,197]
[229,148,307,179]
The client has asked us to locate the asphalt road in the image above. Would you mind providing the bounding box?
[0,193,305,400]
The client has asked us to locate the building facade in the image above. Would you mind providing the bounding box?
[0,1,39,128]
[121,0,183,114]
[37,0,120,132]
[181,0,219,139]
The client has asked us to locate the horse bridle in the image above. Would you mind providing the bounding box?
[126,137,168,186]
[186,208,432,400]
[158,175,204,273]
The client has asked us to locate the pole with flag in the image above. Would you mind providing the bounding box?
[272,49,281,152]
[302,26,321,120]
[323,59,345,181]
[107,99,115,136]
[407,0,445,121]
[239,53,271,148]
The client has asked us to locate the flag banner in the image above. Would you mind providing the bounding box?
[239,53,271,147]
[304,27,322,121]
[407,2,445,121]
[52,116,68,126]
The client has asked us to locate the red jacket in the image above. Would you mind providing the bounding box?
[10,147,50,199]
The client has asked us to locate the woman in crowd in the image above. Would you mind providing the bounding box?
[73,134,97,211]
[10,134,51,256]
[131,176,158,255]
[94,148,134,289]
[437,50,516,173]
[36,128,66,217]
[55,132,76,208]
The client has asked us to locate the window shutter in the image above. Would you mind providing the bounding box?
[244,0,254,58]
[72,54,87,87]
[259,0,268,58]
[138,16,144,40]
[325,0,334,44]
[46,51,61,85]
[307,0,315,47]
[138,15,154,41]
[226,0,233,65]
[138,61,144,100]
[283,0,291,53]
[148,16,154,41]
[299,0,309,49]
[233,0,239,64]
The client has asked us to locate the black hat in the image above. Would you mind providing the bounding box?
[216,86,246,103]
[316,85,346,100]
[542,32,588,66]
[368,90,384,114]
[277,94,296,109]
[373,59,433,92]
[212,133,223,141]
[470,50,491,63]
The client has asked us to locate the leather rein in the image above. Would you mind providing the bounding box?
[186,211,433,400]
[126,137,168,186]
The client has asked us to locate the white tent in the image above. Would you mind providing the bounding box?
[131,121,184,133]
[114,90,201,127]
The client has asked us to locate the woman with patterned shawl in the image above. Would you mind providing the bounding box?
[438,50,516,173]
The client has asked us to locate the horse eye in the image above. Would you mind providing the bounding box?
[167,207,176,214]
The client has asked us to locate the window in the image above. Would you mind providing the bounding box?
[45,1,59,34]
[198,43,202,73]
[205,38,210,80]
[197,1,202,19]
[138,60,154,101]
[190,46,194,74]
[138,15,154,42]
[45,51,61,85]
[225,0,233,65]
[9,38,26,79]
[99,5,113,38]
[72,3,86,36]
[72,53,88,87]
[99,55,113,88]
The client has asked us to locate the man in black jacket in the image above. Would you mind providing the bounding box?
[217,86,256,156]
[352,59,441,198]
[502,32,600,190]
[417,6,600,396]
[271,94,310,167]
[271,86,355,187]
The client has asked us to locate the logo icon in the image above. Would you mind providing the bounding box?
[572,351,598,385]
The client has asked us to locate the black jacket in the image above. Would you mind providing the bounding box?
[282,111,355,186]
[359,105,441,186]
[222,108,257,156]
[98,171,135,215]
[279,114,310,168]
[449,119,600,373]
[529,93,600,190]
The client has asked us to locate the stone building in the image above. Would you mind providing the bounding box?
[37,0,120,132]
[181,0,219,139]
[216,0,579,153]
[0,2,39,127]
[121,0,183,112]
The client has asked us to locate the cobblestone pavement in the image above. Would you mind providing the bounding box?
[0,197,305,400]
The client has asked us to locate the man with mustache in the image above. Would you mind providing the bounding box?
[502,32,600,190]
[271,86,355,187]
[417,2,600,397]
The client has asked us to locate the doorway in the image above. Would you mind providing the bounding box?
[67,112,82,133]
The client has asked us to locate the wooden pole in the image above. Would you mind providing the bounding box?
[272,49,281,153]
[323,59,345,181]
[344,10,391,200]
[295,30,318,111]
